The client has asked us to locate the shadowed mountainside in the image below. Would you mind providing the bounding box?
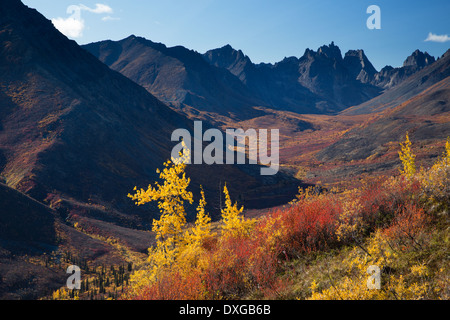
[0,0,187,216]
[342,49,449,116]
[317,50,450,163]
[370,50,436,90]
[85,39,387,116]
[204,43,437,114]
[0,182,56,244]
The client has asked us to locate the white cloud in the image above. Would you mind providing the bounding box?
[51,4,116,38]
[79,4,113,14]
[425,32,450,43]
[102,16,121,22]
[52,17,85,38]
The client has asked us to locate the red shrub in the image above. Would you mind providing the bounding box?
[358,177,422,231]
[130,270,207,300]
[201,225,288,299]
[383,203,431,251]
[276,195,342,254]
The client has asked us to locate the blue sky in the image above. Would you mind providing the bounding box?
[23,0,450,70]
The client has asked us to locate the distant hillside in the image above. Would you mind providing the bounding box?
[317,51,450,163]
[370,50,436,89]
[83,36,266,123]
[204,44,438,114]
[0,181,140,300]
[342,49,450,116]
[84,35,442,120]
[86,39,386,116]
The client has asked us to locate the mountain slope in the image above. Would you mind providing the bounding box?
[0,181,143,300]
[368,50,436,89]
[342,50,449,116]
[0,0,188,211]
[317,53,450,163]
[0,181,62,300]
[82,36,265,123]
[0,182,55,244]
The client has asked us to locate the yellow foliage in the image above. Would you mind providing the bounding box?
[445,138,450,166]
[127,143,195,289]
[177,187,213,275]
[128,141,193,242]
[125,135,449,300]
[418,137,450,204]
[335,189,364,243]
[256,214,287,252]
[308,231,430,300]
[399,133,416,178]
[221,184,254,237]
[290,186,317,204]
[127,145,217,296]
[186,187,213,246]
[52,288,79,300]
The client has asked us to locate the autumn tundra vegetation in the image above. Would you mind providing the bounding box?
[54,135,449,300]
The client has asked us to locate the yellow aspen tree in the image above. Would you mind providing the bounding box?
[177,188,213,272]
[128,141,193,275]
[399,133,416,178]
[190,187,212,245]
[128,143,193,242]
[444,137,450,166]
[221,184,247,237]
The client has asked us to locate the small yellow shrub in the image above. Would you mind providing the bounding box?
[308,231,430,300]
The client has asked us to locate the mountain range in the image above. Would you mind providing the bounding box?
[318,49,450,163]
[84,38,437,121]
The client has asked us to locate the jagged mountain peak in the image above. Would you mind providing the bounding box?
[119,35,169,52]
[218,44,239,53]
[204,44,252,66]
[380,65,394,72]
[317,41,343,60]
[344,49,368,61]
[344,49,375,71]
[343,48,450,115]
[403,49,435,69]
[301,42,343,61]
[369,49,438,89]
[303,48,314,57]
[343,49,378,82]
